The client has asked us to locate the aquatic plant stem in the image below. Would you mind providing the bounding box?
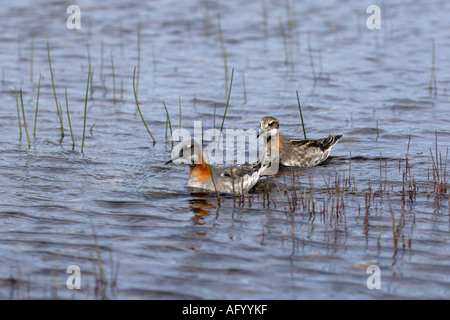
[89,219,106,289]
[242,71,247,104]
[217,14,228,96]
[90,68,94,99]
[65,88,75,149]
[296,90,307,139]
[110,50,116,104]
[47,39,64,137]
[279,17,289,65]
[33,74,41,137]
[15,86,22,140]
[206,153,221,206]
[120,78,123,101]
[19,89,31,149]
[81,65,91,154]
[162,100,173,142]
[133,66,156,143]
[218,67,234,147]
[307,32,317,86]
[428,39,437,96]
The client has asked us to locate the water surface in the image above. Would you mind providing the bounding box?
[0,0,449,299]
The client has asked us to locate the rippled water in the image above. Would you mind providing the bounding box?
[0,0,449,299]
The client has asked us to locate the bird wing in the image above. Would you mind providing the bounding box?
[286,135,342,151]
[218,163,260,180]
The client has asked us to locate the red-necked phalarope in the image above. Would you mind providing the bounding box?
[259,116,342,167]
[167,139,269,193]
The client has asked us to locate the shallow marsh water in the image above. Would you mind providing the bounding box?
[0,0,449,299]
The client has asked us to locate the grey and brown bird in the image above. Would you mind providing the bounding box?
[166,139,269,193]
[259,116,342,167]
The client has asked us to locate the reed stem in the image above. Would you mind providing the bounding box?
[120,78,123,101]
[57,102,64,140]
[81,65,91,153]
[279,17,289,65]
[307,33,317,85]
[218,68,234,147]
[47,39,64,136]
[110,50,116,104]
[133,66,156,143]
[20,89,31,149]
[429,39,437,96]
[242,71,247,104]
[33,74,41,137]
[217,14,228,96]
[296,90,307,139]
[206,153,221,206]
[90,68,94,99]
[65,88,75,149]
[162,100,173,142]
[15,86,22,140]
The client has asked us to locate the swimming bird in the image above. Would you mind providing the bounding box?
[166,139,268,194]
[259,116,342,167]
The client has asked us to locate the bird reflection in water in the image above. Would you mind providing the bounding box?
[188,192,218,225]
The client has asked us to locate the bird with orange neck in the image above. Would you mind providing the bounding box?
[166,139,269,193]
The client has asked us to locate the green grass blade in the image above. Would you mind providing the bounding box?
[65,88,75,149]
[15,86,22,140]
[20,89,31,149]
[81,65,91,153]
[296,90,307,139]
[33,74,41,137]
[47,39,64,136]
[217,67,234,147]
[133,66,156,143]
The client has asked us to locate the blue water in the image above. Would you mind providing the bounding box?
[0,0,449,299]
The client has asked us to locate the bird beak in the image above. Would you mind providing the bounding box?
[257,128,267,139]
[257,128,262,138]
[165,159,173,165]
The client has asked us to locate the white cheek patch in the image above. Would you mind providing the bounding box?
[170,145,197,165]
[170,143,185,165]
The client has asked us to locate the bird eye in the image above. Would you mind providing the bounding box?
[268,120,274,126]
